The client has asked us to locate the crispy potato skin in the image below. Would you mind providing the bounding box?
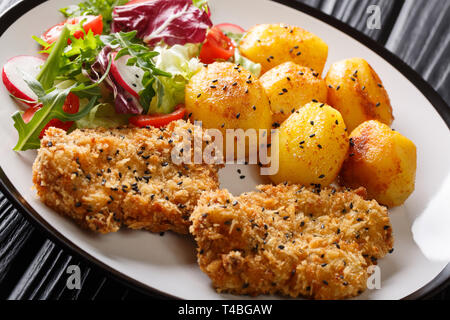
[270,102,349,186]
[239,24,328,75]
[325,58,394,132]
[185,62,272,156]
[340,121,417,207]
[260,62,328,124]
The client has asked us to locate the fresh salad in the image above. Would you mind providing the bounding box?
[2,0,260,151]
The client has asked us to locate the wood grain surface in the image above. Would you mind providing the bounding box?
[0,0,449,300]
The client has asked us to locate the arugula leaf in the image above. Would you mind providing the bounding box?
[60,0,129,34]
[13,94,98,150]
[32,35,54,54]
[101,31,171,113]
[11,54,112,151]
[12,81,98,151]
[36,25,70,90]
[138,78,156,112]
[34,22,103,88]
[72,53,113,93]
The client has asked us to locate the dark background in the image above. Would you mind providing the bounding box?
[0,0,449,300]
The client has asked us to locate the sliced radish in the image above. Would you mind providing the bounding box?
[2,55,45,106]
[125,0,153,5]
[110,52,145,99]
[215,23,246,35]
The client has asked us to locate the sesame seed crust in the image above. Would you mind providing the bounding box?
[190,184,393,300]
[33,121,222,234]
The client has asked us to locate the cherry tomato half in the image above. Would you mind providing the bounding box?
[22,92,80,139]
[41,15,103,45]
[199,26,235,64]
[129,106,186,128]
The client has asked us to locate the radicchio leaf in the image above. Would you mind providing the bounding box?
[111,0,213,46]
[90,46,142,114]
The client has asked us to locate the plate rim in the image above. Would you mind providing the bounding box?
[0,0,449,300]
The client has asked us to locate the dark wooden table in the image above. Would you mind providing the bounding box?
[0,0,449,300]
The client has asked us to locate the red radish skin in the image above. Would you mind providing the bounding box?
[2,55,45,107]
[215,23,245,34]
[110,52,145,99]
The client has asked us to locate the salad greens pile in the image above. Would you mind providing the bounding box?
[12,25,111,151]
[5,0,259,151]
[150,44,203,114]
[35,26,103,88]
[10,0,211,151]
[100,31,172,113]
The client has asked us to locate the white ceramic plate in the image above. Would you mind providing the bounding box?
[1,0,449,300]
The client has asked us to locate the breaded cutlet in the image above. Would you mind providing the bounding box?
[33,120,222,234]
[190,184,394,300]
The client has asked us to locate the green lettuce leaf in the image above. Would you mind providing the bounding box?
[75,102,131,129]
[148,43,202,114]
[225,31,244,46]
[234,49,262,77]
[12,75,98,151]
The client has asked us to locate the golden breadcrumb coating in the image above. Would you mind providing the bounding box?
[190,184,394,300]
[33,120,222,234]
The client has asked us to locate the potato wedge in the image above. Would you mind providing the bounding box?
[260,62,328,124]
[325,58,394,132]
[340,120,417,207]
[239,24,328,75]
[270,102,349,186]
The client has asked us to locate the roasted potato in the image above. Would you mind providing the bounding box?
[325,58,394,132]
[239,24,328,75]
[260,62,328,124]
[340,121,416,207]
[270,102,349,186]
[185,62,272,158]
